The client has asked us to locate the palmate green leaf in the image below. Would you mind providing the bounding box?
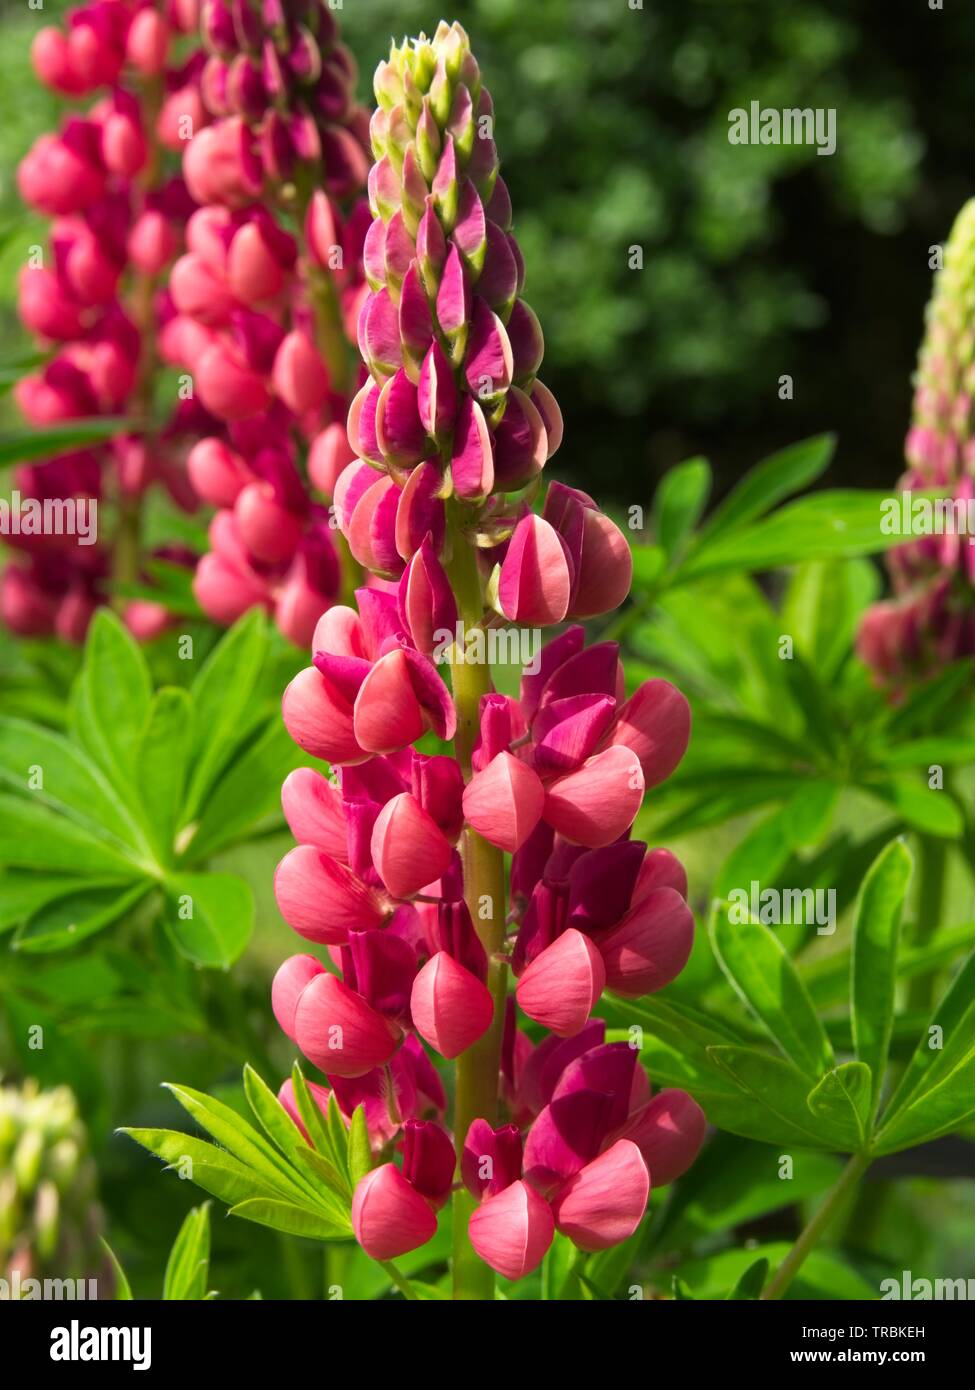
[652,456,712,561]
[872,1032,975,1155]
[876,737,975,768]
[73,609,153,803]
[0,793,145,877]
[851,839,913,1118]
[163,1203,211,1301]
[874,952,975,1154]
[884,953,975,1119]
[709,902,834,1079]
[241,1065,343,1215]
[163,1083,315,1207]
[706,1046,835,1149]
[780,557,879,679]
[804,921,975,1010]
[679,490,915,584]
[184,720,308,862]
[290,1062,337,1162]
[652,1135,841,1251]
[697,434,836,542]
[295,1144,351,1204]
[162,872,253,969]
[0,872,123,935]
[119,1128,282,1207]
[0,717,149,857]
[137,688,191,867]
[227,1198,351,1241]
[862,779,963,839]
[806,1063,872,1151]
[14,882,151,954]
[726,1257,768,1300]
[185,609,268,821]
[881,659,973,739]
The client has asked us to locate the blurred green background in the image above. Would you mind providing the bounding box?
[4,0,975,504]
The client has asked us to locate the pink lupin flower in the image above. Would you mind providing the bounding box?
[411,950,494,1060]
[550,1139,650,1251]
[352,1163,438,1259]
[468,1179,554,1280]
[293,970,402,1079]
[515,927,605,1037]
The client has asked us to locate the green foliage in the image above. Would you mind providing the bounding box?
[121,1063,376,1245]
[0,608,313,968]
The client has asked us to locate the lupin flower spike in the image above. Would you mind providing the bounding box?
[268,21,701,1297]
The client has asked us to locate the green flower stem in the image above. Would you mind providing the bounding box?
[380,1259,419,1300]
[446,506,507,1302]
[761,1152,872,1300]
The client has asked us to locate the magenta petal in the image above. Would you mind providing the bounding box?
[362,214,387,289]
[523,1089,616,1195]
[449,395,494,501]
[519,1021,607,1116]
[515,929,605,1037]
[395,460,446,561]
[519,625,585,722]
[358,287,401,379]
[346,381,383,464]
[536,641,621,709]
[532,693,617,776]
[410,951,494,1059]
[435,242,471,340]
[416,197,447,292]
[477,221,519,314]
[295,972,401,1079]
[551,1139,649,1252]
[353,647,425,754]
[497,514,572,626]
[609,679,691,788]
[568,840,646,932]
[401,1118,455,1209]
[399,261,435,366]
[613,1089,707,1187]
[530,379,563,457]
[401,644,457,741]
[452,178,487,276]
[382,209,415,293]
[462,751,544,853]
[468,1180,553,1281]
[281,767,348,859]
[398,535,458,655]
[507,299,545,385]
[417,340,458,440]
[543,746,644,849]
[376,368,428,468]
[462,1119,524,1199]
[464,296,513,400]
[550,1042,637,1134]
[271,954,325,1041]
[352,1164,437,1259]
[597,886,695,997]
[274,845,386,943]
[371,791,453,900]
[492,386,548,491]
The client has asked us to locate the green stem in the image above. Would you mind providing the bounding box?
[380,1259,419,1300]
[446,507,507,1302]
[761,1152,872,1300]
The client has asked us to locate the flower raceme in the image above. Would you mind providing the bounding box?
[858,198,975,688]
[166,0,375,644]
[267,22,701,1287]
[2,0,209,641]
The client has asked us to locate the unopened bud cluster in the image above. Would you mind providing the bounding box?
[0,1080,102,1289]
[271,24,703,1282]
[859,200,975,687]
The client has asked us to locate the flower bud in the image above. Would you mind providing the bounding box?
[352,1163,437,1259]
[294,971,401,1078]
[468,1179,553,1280]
